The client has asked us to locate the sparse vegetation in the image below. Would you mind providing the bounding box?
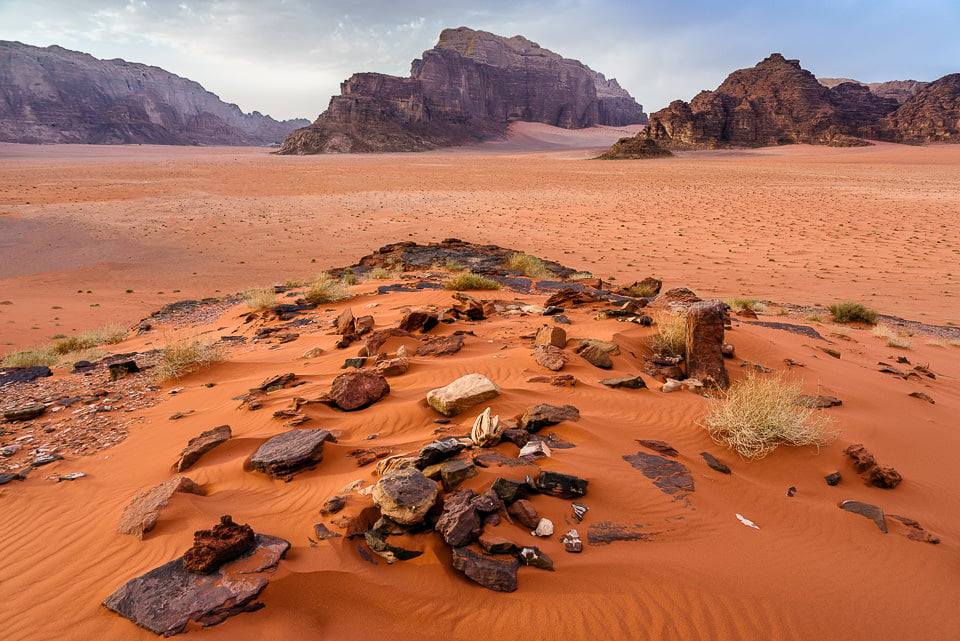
[341,267,359,286]
[627,282,660,298]
[243,287,276,311]
[872,324,913,349]
[155,339,221,382]
[568,271,595,280]
[444,272,501,291]
[50,324,127,355]
[701,373,839,459]
[829,301,878,324]
[504,252,555,279]
[303,273,349,305]
[1,348,58,368]
[445,259,465,272]
[648,313,687,357]
[727,298,767,314]
[369,267,392,279]
[804,313,825,323]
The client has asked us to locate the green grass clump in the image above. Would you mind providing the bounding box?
[647,313,687,357]
[243,287,277,311]
[155,340,221,382]
[303,273,349,305]
[829,301,878,324]
[504,252,555,279]
[444,272,501,291]
[701,373,839,459]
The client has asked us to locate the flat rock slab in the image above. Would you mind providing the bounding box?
[103,533,289,636]
[415,334,464,356]
[700,451,731,474]
[427,373,500,417]
[372,468,439,525]
[623,451,695,497]
[118,476,206,539]
[3,402,46,421]
[0,365,52,386]
[797,395,842,409]
[636,439,678,457]
[599,376,647,389]
[451,546,519,592]
[175,425,232,472]
[518,403,580,432]
[535,470,588,498]
[251,429,334,479]
[840,500,888,533]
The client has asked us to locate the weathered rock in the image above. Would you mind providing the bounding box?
[797,395,843,409]
[825,472,842,486]
[470,407,503,447]
[362,328,415,357]
[545,288,600,307]
[501,428,532,448]
[312,523,341,540]
[347,446,392,467]
[363,528,423,563]
[417,436,466,468]
[103,533,290,636]
[532,344,566,371]
[426,373,500,417]
[108,360,139,381]
[577,344,612,369]
[685,300,729,389]
[840,500,888,533]
[174,425,232,472]
[623,451,694,497]
[251,429,335,479]
[335,308,356,334]
[908,391,935,404]
[375,354,410,377]
[599,376,647,389]
[372,468,439,525]
[700,451,732,474]
[436,489,483,547]
[399,310,439,333]
[527,373,578,386]
[519,546,554,570]
[536,470,588,498]
[887,514,941,544]
[518,403,580,432]
[451,546,519,592]
[440,458,478,491]
[636,440,679,457]
[327,368,390,411]
[572,502,589,522]
[597,136,673,159]
[3,402,46,422]
[415,334,464,356]
[560,529,583,553]
[518,440,552,460]
[182,515,257,574]
[320,495,347,515]
[0,365,52,386]
[534,326,567,349]
[341,357,366,369]
[0,471,27,485]
[878,73,960,143]
[844,443,901,488]
[531,518,554,537]
[507,498,540,529]
[118,476,206,539]
[491,477,528,505]
[254,372,298,392]
[479,533,520,555]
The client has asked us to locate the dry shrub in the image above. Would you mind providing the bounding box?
[829,301,877,324]
[155,340,221,382]
[1,348,58,368]
[504,252,554,279]
[445,259,465,272]
[727,298,767,314]
[51,324,127,355]
[243,287,276,311]
[648,313,687,357]
[303,273,349,305]
[628,282,660,298]
[444,272,501,291]
[369,267,392,279]
[568,271,594,280]
[701,373,839,459]
[872,324,913,349]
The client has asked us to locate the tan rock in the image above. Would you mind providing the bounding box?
[426,373,500,417]
[118,476,206,539]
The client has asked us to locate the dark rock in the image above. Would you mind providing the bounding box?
[571,502,589,523]
[491,477,528,505]
[118,476,206,539]
[840,500,887,533]
[182,515,257,574]
[417,436,466,468]
[174,425,231,472]
[440,458,478,491]
[435,489,483,547]
[479,533,520,555]
[362,328,415,357]
[451,546,518,592]
[501,428,532,448]
[372,468,439,525]
[535,470,588,498]
[887,514,941,544]
[623,451,695,496]
[108,361,139,381]
[518,403,580,432]
[908,391,935,404]
[312,523,342,540]
[844,443,877,473]
[0,471,27,485]
[254,373,298,392]
[636,440,679,457]
[599,376,647,389]
[415,334,464,357]
[398,311,439,333]
[320,495,347,515]
[0,365,52,386]
[347,446,392,467]
[587,522,657,545]
[3,402,46,422]
[844,443,901,488]
[518,546,554,571]
[786,486,797,497]
[507,499,540,529]
[341,357,366,369]
[363,529,423,563]
[327,368,390,411]
[31,453,62,466]
[251,429,335,479]
[532,344,566,371]
[797,395,843,409]
[552,314,571,325]
[878,73,960,143]
[700,451,732,474]
[825,472,842,486]
[577,344,612,369]
[102,533,289,636]
[685,300,729,389]
[560,529,583,553]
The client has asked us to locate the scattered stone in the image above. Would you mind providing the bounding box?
[417,436,466,468]
[786,486,797,497]
[545,288,599,307]
[3,402,46,422]
[362,328,415,356]
[398,310,439,333]
[347,446,392,466]
[527,374,578,386]
[375,354,410,377]
[636,440,678,457]
[102,533,289,636]
[655,287,701,306]
[552,314,571,325]
[470,407,503,447]
[0,471,27,485]
[440,458,478,491]
[660,379,681,393]
[534,326,567,349]
[451,547,518,592]
[301,346,324,359]
[700,451,732,474]
[518,403,580,432]
[825,472,842,486]
[840,500,887,533]
[491,477,528,505]
[327,369,390,411]
[720,343,736,358]
[52,472,86,482]
[320,495,347,515]
[623,452,694,497]
[507,499,540,529]
[599,376,647,389]
[118,476,206,539]
[251,429,335,479]
[888,515,940,544]
[536,470,588,498]
[168,410,195,420]
[797,395,843,409]
[817,346,841,359]
[532,518,554,537]
[908,391,935,404]
[182,515,257,574]
[576,343,612,369]
[335,308,356,334]
[736,513,760,529]
[174,425,231,472]
[571,502,589,522]
[0,443,22,457]
[415,334,464,357]
[254,373,298,392]
[518,440,551,460]
[312,523,341,540]
[426,373,500,417]
[32,453,63,466]
[844,443,901,489]
[363,528,423,563]
[479,533,520,555]
[532,344,566,371]
[341,357,366,369]
[519,546,554,571]
[372,468,439,525]
[436,489,483,546]
[685,300,729,389]
[561,529,583,553]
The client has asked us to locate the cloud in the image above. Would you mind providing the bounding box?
[1,0,958,120]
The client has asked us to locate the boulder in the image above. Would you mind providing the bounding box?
[328,368,390,411]
[685,300,729,389]
[372,468,439,525]
[174,425,232,472]
[518,403,580,432]
[534,326,567,349]
[532,344,566,371]
[103,533,289,636]
[577,344,612,369]
[415,334,464,357]
[491,477,528,505]
[251,429,335,479]
[426,374,500,417]
[451,546,519,592]
[3,402,46,422]
[182,515,257,574]
[117,476,206,539]
[435,489,483,547]
[536,470,588,498]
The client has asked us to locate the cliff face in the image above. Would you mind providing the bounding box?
[0,41,308,146]
[279,27,647,154]
[878,74,960,142]
[819,78,928,105]
[642,54,899,150]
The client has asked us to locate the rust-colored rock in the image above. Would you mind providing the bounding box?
[844,443,901,489]
[251,429,335,479]
[415,334,464,357]
[118,476,206,539]
[398,310,439,333]
[182,515,257,574]
[532,344,566,371]
[518,403,580,432]
[623,451,695,497]
[598,136,673,159]
[327,368,390,411]
[877,74,960,143]
[174,425,231,472]
[507,498,540,529]
[685,300,729,389]
[534,326,567,349]
[451,546,519,592]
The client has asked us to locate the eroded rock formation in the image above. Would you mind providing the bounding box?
[877,74,960,143]
[279,27,647,154]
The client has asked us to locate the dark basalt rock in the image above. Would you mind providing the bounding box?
[518,403,580,432]
[435,489,483,547]
[451,546,519,592]
[103,533,290,636]
[825,472,842,486]
[174,425,231,472]
[518,546,554,571]
[623,451,695,496]
[417,436,466,468]
[700,451,732,474]
[251,429,335,479]
[491,477,528,505]
[182,515,257,574]
[599,376,647,389]
[535,470,588,498]
[0,365,52,386]
[636,440,679,457]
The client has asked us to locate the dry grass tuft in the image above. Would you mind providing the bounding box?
[369,267,392,279]
[627,282,660,298]
[303,273,350,305]
[647,313,687,357]
[243,287,277,311]
[1,348,58,368]
[504,252,555,279]
[155,340,221,382]
[50,324,127,355]
[444,272,501,291]
[568,271,594,280]
[701,373,839,459]
[872,324,913,349]
[727,298,767,314]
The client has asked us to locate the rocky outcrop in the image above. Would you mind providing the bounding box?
[819,77,929,105]
[685,300,730,389]
[635,54,899,150]
[877,74,960,143]
[279,27,646,154]
[0,41,308,146]
[597,136,673,159]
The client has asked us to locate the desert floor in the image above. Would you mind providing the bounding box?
[1,126,959,641]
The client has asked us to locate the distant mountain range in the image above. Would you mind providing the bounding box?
[0,41,308,146]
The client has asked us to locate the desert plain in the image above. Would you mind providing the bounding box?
[1,124,959,641]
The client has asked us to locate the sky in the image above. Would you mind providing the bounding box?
[1,0,958,121]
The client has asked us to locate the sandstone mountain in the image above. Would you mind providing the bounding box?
[877,74,960,143]
[0,41,308,146]
[278,27,647,154]
[819,78,928,105]
[641,54,899,150]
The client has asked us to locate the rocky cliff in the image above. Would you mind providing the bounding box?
[640,54,899,150]
[0,41,308,146]
[279,27,647,154]
[819,78,929,105]
[877,74,960,142]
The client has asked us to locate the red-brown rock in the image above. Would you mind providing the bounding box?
[182,515,257,574]
[685,300,729,389]
[328,368,390,411]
